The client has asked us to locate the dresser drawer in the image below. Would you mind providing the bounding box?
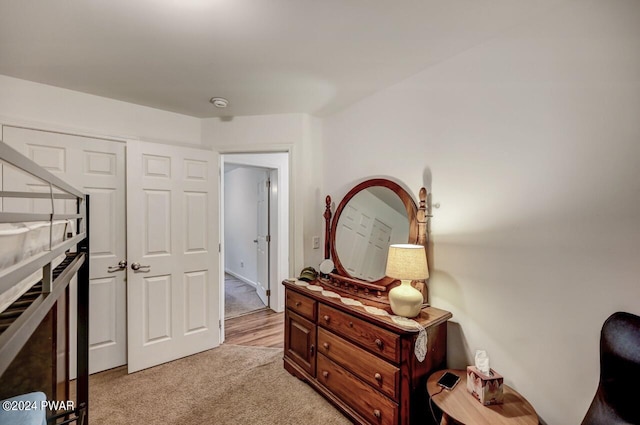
[286,290,316,321]
[318,327,399,401]
[318,304,400,363]
[318,354,398,425]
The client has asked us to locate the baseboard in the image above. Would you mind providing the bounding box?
[224,269,258,289]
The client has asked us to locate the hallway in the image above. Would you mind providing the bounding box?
[224,273,267,319]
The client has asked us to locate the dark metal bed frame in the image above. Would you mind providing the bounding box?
[0,140,90,424]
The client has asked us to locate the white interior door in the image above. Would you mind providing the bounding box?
[255,174,269,307]
[2,126,127,375]
[126,140,219,373]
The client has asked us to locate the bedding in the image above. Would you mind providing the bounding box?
[0,392,47,425]
[0,220,72,312]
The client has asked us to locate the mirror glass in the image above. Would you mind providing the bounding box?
[335,186,410,282]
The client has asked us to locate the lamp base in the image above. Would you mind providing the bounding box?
[388,280,423,318]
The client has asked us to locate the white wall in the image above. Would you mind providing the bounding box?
[322,1,640,424]
[0,74,202,145]
[224,166,267,283]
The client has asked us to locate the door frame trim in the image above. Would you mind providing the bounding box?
[219,150,290,342]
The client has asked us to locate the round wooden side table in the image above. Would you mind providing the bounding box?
[426,369,539,425]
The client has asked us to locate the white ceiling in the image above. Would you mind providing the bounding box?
[0,1,569,118]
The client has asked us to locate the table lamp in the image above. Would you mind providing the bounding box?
[385,244,428,318]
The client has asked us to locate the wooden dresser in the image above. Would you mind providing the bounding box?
[283,280,452,425]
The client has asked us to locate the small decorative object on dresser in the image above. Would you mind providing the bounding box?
[385,244,429,318]
[319,259,335,276]
[284,177,452,425]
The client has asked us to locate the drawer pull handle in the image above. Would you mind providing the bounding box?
[323,315,330,322]
[349,321,354,328]
[374,373,382,382]
[373,409,381,419]
[375,338,384,349]
[323,342,330,350]
[322,370,329,378]
[295,301,301,307]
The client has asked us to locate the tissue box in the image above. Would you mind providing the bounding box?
[466,366,504,405]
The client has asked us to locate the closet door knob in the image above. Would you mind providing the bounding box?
[131,262,150,272]
[107,260,127,272]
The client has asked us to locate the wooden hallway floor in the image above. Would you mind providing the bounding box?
[223,308,284,349]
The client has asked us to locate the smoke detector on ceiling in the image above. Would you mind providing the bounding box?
[209,97,229,108]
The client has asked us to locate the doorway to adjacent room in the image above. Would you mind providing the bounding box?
[220,152,289,328]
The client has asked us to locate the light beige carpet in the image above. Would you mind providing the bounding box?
[90,344,351,424]
[225,274,267,318]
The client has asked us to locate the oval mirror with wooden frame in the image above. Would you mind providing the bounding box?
[324,178,427,299]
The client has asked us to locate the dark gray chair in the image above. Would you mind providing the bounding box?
[581,311,640,425]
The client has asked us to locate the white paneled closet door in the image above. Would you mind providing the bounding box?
[2,126,127,376]
[126,140,220,373]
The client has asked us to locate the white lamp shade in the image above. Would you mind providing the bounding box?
[385,244,429,280]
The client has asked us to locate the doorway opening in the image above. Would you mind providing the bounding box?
[220,153,289,331]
